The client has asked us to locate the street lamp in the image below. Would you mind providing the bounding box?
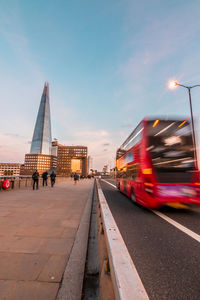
[169,81,200,168]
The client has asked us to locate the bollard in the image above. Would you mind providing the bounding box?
[11,180,15,189]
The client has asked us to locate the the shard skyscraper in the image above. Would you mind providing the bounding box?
[30,82,52,155]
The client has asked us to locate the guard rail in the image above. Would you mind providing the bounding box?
[96,179,149,300]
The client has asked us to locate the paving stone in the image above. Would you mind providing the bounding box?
[0,253,50,280]
[0,179,93,299]
[16,225,65,238]
[0,280,59,300]
[38,255,68,282]
[7,237,44,253]
[38,238,74,255]
[61,227,77,239]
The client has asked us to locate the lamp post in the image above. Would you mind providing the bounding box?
[169,81,200,168]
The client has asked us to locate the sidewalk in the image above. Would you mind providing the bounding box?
[0,178,94,300]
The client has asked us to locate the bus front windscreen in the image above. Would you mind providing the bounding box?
[147,120,195,183]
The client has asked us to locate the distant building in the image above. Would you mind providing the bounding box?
[22,83,56,175]
[30,82,52,155]
[0,163,22,176]
[88,156,93,173]
[102,165,108,174]
[52,141,88,176]
[21,154,57,175]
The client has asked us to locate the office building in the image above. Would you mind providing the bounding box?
[21,154,57,175]
[22,83,56,175]
[87,156,93,173]
[0,163,22,176]
[52,141,88,176]
[30,82,52,155]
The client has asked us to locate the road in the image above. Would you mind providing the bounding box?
[99,178,200,300]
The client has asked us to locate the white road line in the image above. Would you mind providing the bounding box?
[101,179,116,189]
[152,210,200,243]
[101,179,200,244]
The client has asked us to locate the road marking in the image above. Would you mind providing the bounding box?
[101,179,200,244]
[152,210,200,243]
[101,179,116,189]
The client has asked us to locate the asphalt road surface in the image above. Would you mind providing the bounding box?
[99,178,200,300]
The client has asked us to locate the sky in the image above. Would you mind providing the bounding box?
[1,0,200,170]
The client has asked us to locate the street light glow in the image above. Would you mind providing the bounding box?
[169,81,178,89]
[153,119,159,127]
[168,80,200,169]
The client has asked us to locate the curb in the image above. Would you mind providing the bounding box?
[57,181,95,300]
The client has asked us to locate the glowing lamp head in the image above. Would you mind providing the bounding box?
[169,81,178,89]
[153,120,159,128]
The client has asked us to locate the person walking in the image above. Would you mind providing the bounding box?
[32,169,39,190]
[73,173,79,184]
[50,171,56,187]
[42,171,48,186]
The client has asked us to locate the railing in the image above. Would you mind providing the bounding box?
[0,175,67,191]
[0,176,36,190]
[96,179,149,300]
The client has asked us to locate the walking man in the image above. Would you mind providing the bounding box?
[73,173,79,184]
[50,171,56,187]
[42,171,48,186]
[32,169,39,190]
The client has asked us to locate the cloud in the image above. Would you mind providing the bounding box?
[60,128,116,170]
[118,1,200,117]
[74,130,109,138]
[4,133,24,138]
[0,133,29,163]
[120,123,133,128]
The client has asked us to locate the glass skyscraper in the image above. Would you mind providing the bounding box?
[30,82,52,155]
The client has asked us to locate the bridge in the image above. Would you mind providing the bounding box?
[0,177,200,300]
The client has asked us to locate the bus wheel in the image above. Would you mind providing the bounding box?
[131,188,136,203]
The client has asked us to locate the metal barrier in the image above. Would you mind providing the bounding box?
[96,179,149,300]
[0,175,67,191]
[0,176,32,191]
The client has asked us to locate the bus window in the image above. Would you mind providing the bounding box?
[126,164,139,180]
[121,123,143,151]
[147,120,194,183]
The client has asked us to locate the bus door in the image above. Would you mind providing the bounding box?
[123,179,127,195]
[127,164,139,198]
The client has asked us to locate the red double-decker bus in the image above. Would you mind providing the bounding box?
[116,118,200,209]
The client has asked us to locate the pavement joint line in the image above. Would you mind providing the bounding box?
[97,179,149,300]
[56,181,95,300]
[101,179,200,244]
[151,210,200,243]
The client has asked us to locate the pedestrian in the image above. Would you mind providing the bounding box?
[42,170,48,186]
[50,171,56,187]
[32,169,39,190]
[73,172,79,184]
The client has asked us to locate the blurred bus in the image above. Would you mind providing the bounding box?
[116,118,200,209]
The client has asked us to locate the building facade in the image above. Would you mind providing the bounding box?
[22,83,55,175]
[21,154,57,175]
[0,163,22,176]
[52,141,88,176]
[30,82,52,155]
[87,156,93,173]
